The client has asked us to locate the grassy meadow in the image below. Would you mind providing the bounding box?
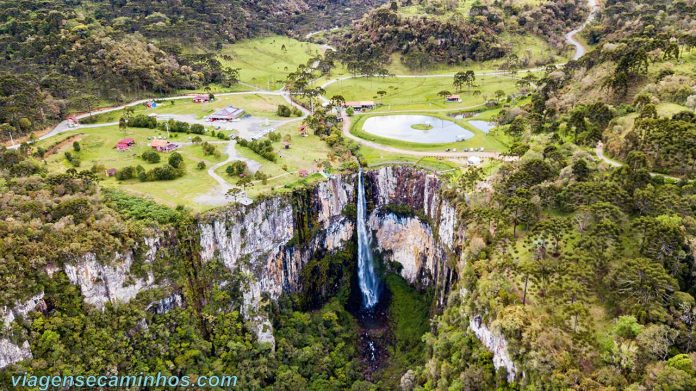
[36,125,226,210]
[324,73,528,112]
[218,35,326,90]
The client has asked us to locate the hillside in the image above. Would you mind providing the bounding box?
[330,0,587,73]
[0,0,385,141]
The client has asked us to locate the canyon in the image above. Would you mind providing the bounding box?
[1,166,517,380]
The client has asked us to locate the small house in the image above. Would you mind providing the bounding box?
[105,168,117,177]
[298,169,309,178]
[446,95,462,103]
[193,95,210,103]
[207,105,245,121]
[67,116,79,128]
[343,101,375,111]
[299,125,308,137]
[115,138,135,151]
[150,139,179,152]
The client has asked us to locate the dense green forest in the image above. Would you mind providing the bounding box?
[332,0,586,73]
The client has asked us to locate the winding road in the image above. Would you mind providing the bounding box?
[565,0,599,60]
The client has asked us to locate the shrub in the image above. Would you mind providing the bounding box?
[115,166,136,180]
[128,114,158,128]
[72,141,81,152]
[190,124,205,134]
[141,150,161,163]
[168,152,184,169]
[268,132,281,142]
[277,104,292,117]
[226,160,247,176]
[197,161,206,170]
[201,142,218,156]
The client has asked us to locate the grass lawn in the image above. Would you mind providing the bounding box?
[358,144,462,172]
[350,112,511,153]
[215,122,335,198]
[218,35,325,90]
[87,93,289,124]
[324,74,526,112]
[36,126,226,211]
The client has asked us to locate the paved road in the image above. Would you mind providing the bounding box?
[10,90,292,150]
[566,0,599,60]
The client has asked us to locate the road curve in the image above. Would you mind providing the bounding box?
[595,142,685,182]
[566,0,599,60]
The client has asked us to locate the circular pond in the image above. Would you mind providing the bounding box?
[468,120,495,134]
[362,115,473,144]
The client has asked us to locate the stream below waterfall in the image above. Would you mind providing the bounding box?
[352,170,390,377]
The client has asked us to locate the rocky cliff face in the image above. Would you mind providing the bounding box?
[64,237,162,310]
[470,315,518,382]
[365,166,460,306]
[0,293,45,369]
[10,165,512,378]
[198,175,356,348]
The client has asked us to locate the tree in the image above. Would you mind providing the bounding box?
[329,95,345,108]
[119,117,128,134]
[502,189,539,237]
[572,159,590,181]
[495,90,506,103]
[238,175,253,189]
[72,141,81,152]
[506,117,525,138]
[226,160,248,176]
[142,150,160,163]
[197,161,206,170]
[453,70,475,92]
[168,152,183,169]
[437,90,452,100]
[606,257,677,321]
[226,187,243,202]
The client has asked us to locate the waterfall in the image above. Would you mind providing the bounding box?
[357,170,380,309]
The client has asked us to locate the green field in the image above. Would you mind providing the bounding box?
[324,74,527,112]
[350,112,510,153]
[37,126,226,210]
[87,93,290,124]
[218,35,326,90]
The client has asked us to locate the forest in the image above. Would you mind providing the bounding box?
[332,0,586,72]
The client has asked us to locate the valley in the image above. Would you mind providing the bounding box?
[2,0,696,390]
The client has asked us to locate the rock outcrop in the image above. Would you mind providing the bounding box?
[470,315,518,382]
[64,237,161,310]
[365,166,460,306]
[198,175,356,348]
[0,339,32,369]
[0,293,45,369]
